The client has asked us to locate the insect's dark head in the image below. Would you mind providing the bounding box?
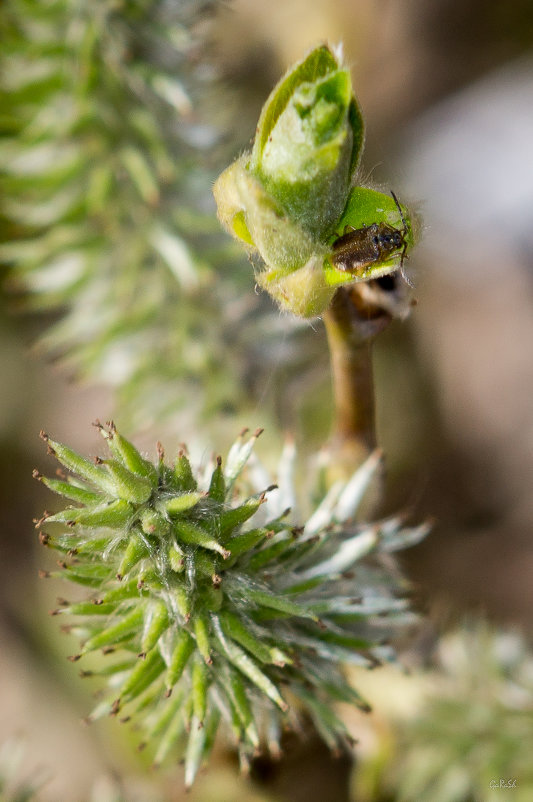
[376,226,405,250]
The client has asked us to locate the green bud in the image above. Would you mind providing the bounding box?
[214,44,418,318]
[250,45,363,238]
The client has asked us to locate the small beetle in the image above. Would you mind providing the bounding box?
[331,190,409,275]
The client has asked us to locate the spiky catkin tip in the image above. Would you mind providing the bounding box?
[38,423,427,786]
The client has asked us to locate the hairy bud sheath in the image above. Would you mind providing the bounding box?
[37,423,427,786]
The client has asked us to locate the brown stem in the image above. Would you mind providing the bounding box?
[322,284,393,473]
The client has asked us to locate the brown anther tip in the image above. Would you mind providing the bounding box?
[137,651,147,660]
[239,427,249,437]
[66,520,75,527]
[79,670,93,678]
[56,597,69,606]
[50,609,60,616]
[198,720,204,730]
[93,599,103,605]
[93,456,103,465]
[32,469,42,480]
[55,468,66,478]
[205,656,213,666]
[57,560,68,569]
[60,624,73,634]
[281,507,291,518]
[216,455,222,467]
[110,699,121,716]
[106,420,116,433]
[39,430,49,442]
[212,574,222,588]
[221,549,231,560]
[39,532,50,546]
[38,569,50,578]
[119,716,131,724]
[116,573,123,581]
[254,427,264,437]
[184,613,191,623]
[291,526,304,537]
[92,419,103,430]
[165,687,172,698]
[46,446,55,458]
[137,579,145,589]
[67,548,78,557]
[316,619,327,630]
[82,717,93,726]
[266,484,278,493]
[102,646,115,655]
[265,530,275,539]
[67,654,81,662]
[156,441,164,460]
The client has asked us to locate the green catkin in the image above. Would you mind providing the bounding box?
[193,614,212,664]
[248,534,295,569]
[214,622,287,712]
[174,583,192,620]
[140,508,170,536]
[208,457,226,503]
[247,587,319,623]
[81,605,146,654]
[101,423,158,484]
[227,668,260,748]
[173,453,197,491]
[45,499,133,528]
[174,519,230,560]
[39,420,424,780]
[168,541,185,572]
[103,459,153,504]
[218,610,276,665]
[192,653,210,724]
[163,491,204,515]
[218,498,262,540]
[117,531,150,577]
[225,527,271,559]
[119,647,166,704]
[141,600,170,654]
[40,434,117,495]
[166,629,195,690]
[36,474,100,505]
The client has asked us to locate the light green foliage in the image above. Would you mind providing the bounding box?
[38,423,427,787]
[214,44,416,317]
[0,0,263,428]
[382,626,533,802]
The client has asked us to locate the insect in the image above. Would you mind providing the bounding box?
[331,190,409,276]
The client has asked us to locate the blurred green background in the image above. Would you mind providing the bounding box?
[1,0,533,799]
